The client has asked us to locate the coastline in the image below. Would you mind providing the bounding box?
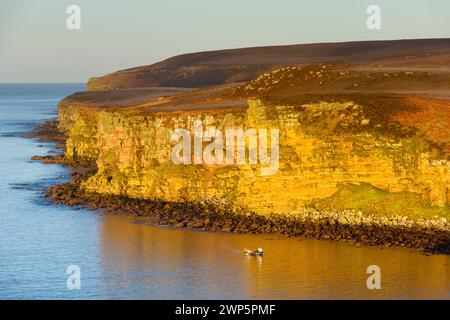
[24,40,450,256]
[29,119,450,255]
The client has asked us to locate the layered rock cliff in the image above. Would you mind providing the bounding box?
[57,91,450,219]
[53,39,450,239]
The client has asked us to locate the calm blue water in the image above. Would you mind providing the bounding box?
[0,84,103,299]
[0,84,448,300]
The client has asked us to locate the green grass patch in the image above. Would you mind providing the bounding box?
[310,182,450,219]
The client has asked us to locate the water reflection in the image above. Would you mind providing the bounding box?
[98,214,450,299]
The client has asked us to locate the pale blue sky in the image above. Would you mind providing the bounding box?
[1,0,449,82]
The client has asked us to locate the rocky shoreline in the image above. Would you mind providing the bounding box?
[27,120,95,167]
[30,119,450,255]
[45,173,450,254]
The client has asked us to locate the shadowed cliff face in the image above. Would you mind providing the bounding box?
[86,38,450,91]
[57,38,450,222]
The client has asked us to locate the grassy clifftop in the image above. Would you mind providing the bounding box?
[86,38,450,91]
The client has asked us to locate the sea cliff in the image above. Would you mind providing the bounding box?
[39,39,450,253]
[58,97,450,215]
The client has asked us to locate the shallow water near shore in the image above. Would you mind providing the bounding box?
[0,84,448,299]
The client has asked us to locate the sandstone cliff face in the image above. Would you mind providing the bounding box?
[58,98,450,217]
[58,101,99,161]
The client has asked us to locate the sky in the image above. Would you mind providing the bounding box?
[0,0,449,83]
